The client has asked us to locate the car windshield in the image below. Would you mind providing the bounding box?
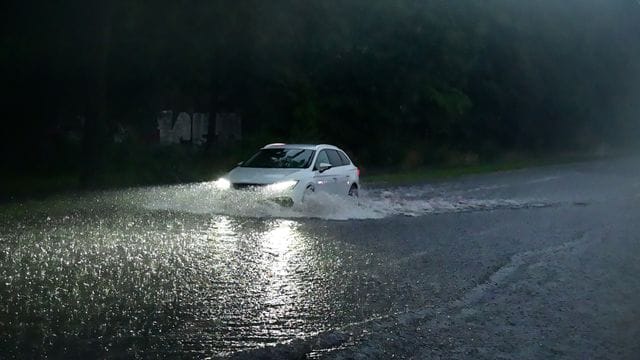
[241,148,315,168]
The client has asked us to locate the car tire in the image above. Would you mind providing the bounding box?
[348,184,358,197]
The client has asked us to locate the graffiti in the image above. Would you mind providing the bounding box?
[157,111,242,145]
[157,111,209,145]
[191,113,210,145]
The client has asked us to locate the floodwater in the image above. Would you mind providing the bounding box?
[1,157,639,358]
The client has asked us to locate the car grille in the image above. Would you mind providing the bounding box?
[232,183,267,190]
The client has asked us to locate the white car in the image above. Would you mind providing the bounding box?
[214,143,360,206]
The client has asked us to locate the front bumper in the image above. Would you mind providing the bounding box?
[223,181,302,206]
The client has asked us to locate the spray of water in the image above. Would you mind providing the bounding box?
[140,181,550,220]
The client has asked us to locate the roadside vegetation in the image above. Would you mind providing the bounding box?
[2,1,639,199]
[363,150,611,185]
[1,145,620,202]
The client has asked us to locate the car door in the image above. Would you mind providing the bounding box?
[312,150,338,194]
[326,149,349,195]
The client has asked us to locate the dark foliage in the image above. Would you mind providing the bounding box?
[2,0,639,186]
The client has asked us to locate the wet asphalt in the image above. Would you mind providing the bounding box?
[1,156,639,359]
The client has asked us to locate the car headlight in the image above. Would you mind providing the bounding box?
[265,180,298,192]
[214,178,231,190]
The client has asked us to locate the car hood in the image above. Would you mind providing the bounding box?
[226,167,305,184]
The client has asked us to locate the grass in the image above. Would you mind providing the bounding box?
[362,151,604,186]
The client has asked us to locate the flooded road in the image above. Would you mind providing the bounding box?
[1,157,640,358]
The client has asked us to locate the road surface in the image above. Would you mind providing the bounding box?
[1,157,639,359]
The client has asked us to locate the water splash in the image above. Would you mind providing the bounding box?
[139,181,550,220]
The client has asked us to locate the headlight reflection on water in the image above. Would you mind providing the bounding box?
[260,220,300,313]
[172,217,330,352]
[263,219,297,255]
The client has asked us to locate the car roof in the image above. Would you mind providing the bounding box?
[262,143,340,151]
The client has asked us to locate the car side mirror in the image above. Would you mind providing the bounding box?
[317,162,332,173]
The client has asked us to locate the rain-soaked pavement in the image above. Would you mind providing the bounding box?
[1,156,640,359]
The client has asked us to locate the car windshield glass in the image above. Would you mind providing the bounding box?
[242,149,315,168]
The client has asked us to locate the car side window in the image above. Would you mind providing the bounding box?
[327,150,343,167]
[337,151,351,165]
[315,150,330,168]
